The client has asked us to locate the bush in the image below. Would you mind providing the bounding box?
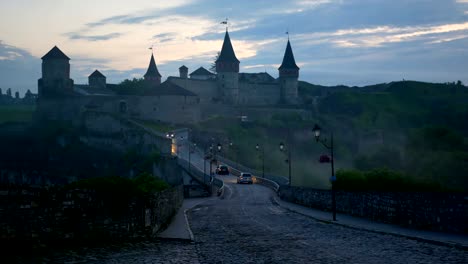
[336,168,448,192]
[133,172,169,193]
[66,173,169,197]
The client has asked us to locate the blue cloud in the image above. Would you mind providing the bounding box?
[0,41,40,95]
[67,32,122,41]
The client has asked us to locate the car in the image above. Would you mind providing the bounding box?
[237,172,253,184]
[216,164,229,175]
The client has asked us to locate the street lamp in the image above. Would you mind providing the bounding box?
[279,142,292,186]
[255,143,265,178]
[215,143,222,168]
[312,124,337,221]
[189,143,196,173]
[209,145,213,176]
[229,141,237,167]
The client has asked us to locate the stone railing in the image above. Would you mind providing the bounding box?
[212,177,225,197]
[0,184,184,244]
[279,186,468,234]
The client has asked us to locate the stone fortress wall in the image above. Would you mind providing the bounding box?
[168,77,217,104]
[279,186,468,234]
[0,184,184,243]
[238,82,280,105]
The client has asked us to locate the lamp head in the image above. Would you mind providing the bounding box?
[312,124,321,141]
[279,142,284,151]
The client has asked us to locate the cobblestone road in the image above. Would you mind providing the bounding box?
[12,176,466,263]
[188,176,467,264]
[10,240,199,264]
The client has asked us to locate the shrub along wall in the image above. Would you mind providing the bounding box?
[279,186,467,234]
[0,184,183,244]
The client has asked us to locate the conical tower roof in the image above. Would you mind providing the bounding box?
[41,46,70,60]
[216,30,239,63]
[279,40,299,70]
[144,54,162,78]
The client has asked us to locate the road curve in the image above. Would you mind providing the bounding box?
[188,175,466,264]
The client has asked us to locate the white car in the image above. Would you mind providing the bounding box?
[237,172,253,184]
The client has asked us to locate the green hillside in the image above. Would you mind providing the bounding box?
[194,80,468,191]
[0,105,36,124]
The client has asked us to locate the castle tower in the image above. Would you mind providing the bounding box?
[278,39,300,104]
[38,46,74,97]
[179,65,188,79]
[88,70,106,88]
[216,30,239,104]
[144,53,162,86]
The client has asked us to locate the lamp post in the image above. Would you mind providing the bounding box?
[203,145,210,184]
[255,144,265,178]
[279,142,292,186]
[215,143,222,171]
[166,132,175,155]
[209,145,213,177]
[312,124,336,221]
[189,143,196,173]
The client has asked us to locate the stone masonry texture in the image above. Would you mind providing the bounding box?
[279,186,468,234]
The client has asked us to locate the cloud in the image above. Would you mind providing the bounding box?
[294,22,468,48]
[0,41,39,95]
[88,15,155,27]
[152,33,177,43]
[67,32,122,41]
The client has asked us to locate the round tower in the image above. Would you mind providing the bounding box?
[216,30,239,104]
[278,40,300,104]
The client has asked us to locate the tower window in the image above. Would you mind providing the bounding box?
[119,101,127,114]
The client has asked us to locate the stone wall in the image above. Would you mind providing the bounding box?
[0,184,183,244]
[135,95,200,124]
[238,82,280,105]
[279,186,468,234]
[81,111,172,156]
[168,77,218,104]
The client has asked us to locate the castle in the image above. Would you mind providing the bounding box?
[37,30,301,124]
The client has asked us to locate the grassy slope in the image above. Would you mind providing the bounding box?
[0,105,36,124]
[196,81,468,190]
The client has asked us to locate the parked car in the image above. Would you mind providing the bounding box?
[237,172,253,184]
[319,155,331,163]
[216,164,229,175]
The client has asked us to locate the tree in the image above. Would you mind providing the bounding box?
[6,88,11,97]
[15,91,19,99]
[456,80,463,86]
[209,52,220,73]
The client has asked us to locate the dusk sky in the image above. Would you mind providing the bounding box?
[1,0,467,95]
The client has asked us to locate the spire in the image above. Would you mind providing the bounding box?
[144,53,162,78]
[279,40,299,70]
[216,30,239,63]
